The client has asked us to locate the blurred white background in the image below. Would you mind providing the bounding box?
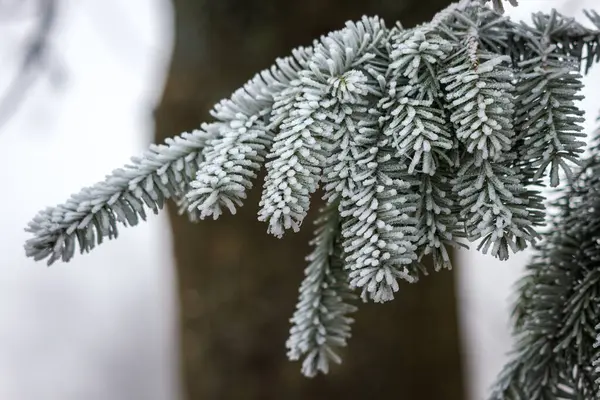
[0,1,179,399]
[0,1,599,399]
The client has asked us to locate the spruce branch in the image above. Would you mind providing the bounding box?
[441,50,515,163]
[382,8,466,271]
[25,129,212,265]
[510,9,600,74]
[22,0,600,381]
[513,26,587,187]
[286,201,357,377]
[186,48,313,220]
[258,17,388,238]
[491,154,600,399]
[341,101,421,302]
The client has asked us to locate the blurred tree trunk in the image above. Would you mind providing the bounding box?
[154,1,466,399]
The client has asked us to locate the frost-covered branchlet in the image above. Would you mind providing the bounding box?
[414,172,459,270]
[515,45,586,186]
[341,105,421,303]
[23,0,600,381]
[452,157,544,260]
[441,50,515,163]
[187,48,314,219]
[258,17,388,237]
[380,11,463,272]
[286,202,357,377]
[25,129,212,265]
[316,25,424,303]
[490,154,600,399]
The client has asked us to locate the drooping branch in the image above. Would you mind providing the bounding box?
[20,1,600,381]
[24,1,600,268]
[286,201,357,377]
[490,151,600,399]
[24,130,211,264]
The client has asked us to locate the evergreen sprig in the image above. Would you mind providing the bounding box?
[490,151,600,399]
[514,35,586,187]
[286,201,357,377]
[187,48,314,221]
[22,0,600,380]
[25,130,212,264]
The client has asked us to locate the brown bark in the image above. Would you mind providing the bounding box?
[154,1,466,399]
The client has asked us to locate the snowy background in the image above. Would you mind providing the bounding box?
[0,1,598,399]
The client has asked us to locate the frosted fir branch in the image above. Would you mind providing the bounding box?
[491,245,599,398]
[341,145,421,303]
[382,0,473,154]
[387,0,462,92]
[388,29,454,89]
[382,86,454,175]
[378,85,461,272]
[341,103,421,302]
[319,75,368,204]
[491,159,600,399]
[440,49,515,163]
[321,67,398,223]
[462,5,514,54]
[286,202,357,378]
[414,172,462,270]
[258,16,388,238]
[490,245,570,399]
[321,43,424,302]
[24,129,212,265]
[383,12,457,176]
[380,15,464,270]
[452,157,544,260]
[187,119,272,219]
[305,29,426,301]
[489,359,528,400]
[341,160,421,303]
[437,37,546,261]
[22,1,600,383]
[498,134,600,397]
[509,9,600,74]
[186,48,313,219]
[26,3,600,269]
[320,65,382,204]
[514,43,586,187]
[450,7,600,77]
